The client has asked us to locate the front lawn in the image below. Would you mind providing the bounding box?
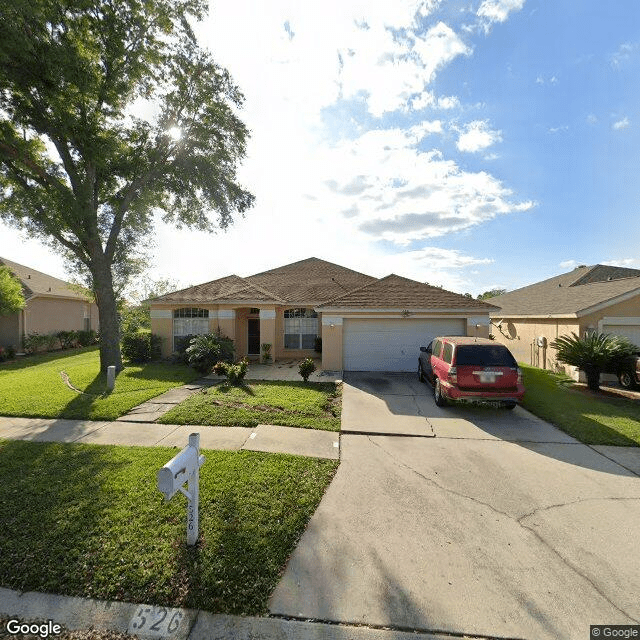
[159,380,341,431]
[0,439,338,614]
[0,348,198,420]
[520,364,640,446]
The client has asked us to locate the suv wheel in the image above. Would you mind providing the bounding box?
[434,378,448,407]
[504,402,517,410]
[418,362,425,383]
[619,370,638,390]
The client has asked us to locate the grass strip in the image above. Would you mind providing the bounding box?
[0,439,338,614]
[520,364,640,446]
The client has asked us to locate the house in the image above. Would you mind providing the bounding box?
[488,264,640,379]
[0,257,99,350]
[150,257,497,372]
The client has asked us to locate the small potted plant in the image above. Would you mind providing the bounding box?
[261,343,272,364]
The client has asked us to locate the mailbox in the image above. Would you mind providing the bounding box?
[157,444,203,501]
[157,433,205,545]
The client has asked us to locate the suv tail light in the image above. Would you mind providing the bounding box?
[448,366,457,384]
[517,367,523,385]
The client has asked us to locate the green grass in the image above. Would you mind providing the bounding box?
[520,364,640,446]
[159,380,342,431]
[0,439,338,614]
[0,348,198,420]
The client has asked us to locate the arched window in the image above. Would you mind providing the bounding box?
[173,308,209,350]
[284,308,318,349]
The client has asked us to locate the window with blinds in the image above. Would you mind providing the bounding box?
[284,308,318,349]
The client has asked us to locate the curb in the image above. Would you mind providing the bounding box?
[0,588,467,640]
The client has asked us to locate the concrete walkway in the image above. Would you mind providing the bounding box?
[0,416,339,460]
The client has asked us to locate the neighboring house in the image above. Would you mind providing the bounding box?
[150,257,497,372]
[488,264,640,379]
[0,257,99,350]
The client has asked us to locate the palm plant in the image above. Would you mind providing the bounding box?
[551,332,637,390]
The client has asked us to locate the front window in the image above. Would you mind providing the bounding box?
[173,308,209,350]
[284,308,318,349]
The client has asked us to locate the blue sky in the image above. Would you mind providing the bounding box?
[0,0,638,297]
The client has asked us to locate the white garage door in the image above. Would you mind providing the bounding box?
[602,323,640,349]
[343,318,466,372]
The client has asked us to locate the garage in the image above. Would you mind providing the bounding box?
[601,319,640,349]
[342,317,466,371]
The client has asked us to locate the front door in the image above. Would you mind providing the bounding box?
[248,318,260,355]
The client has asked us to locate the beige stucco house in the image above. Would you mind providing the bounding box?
[488,264,640,379]
[150,257,497,372]
[0,257,99,350]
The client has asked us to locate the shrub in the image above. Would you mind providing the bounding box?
[56,330,76,349]
[551,331,637,391]
[212,361,228,376]
[185,333,235,375]
[225,358,249,385]
[5,345,16,360]
[121,330,162,363]
[0,347,6,363]
[44,334,58,351]
[261,342,272,363]
[76,329,97,347]
[298,357,316,382]
[22,332,48,354]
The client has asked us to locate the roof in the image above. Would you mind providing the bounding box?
[245,257,376,305]
[489,264,640,317]
[150,274,286,304]
[152,257,376,306]
[0,256,88,301]
[317,274,498,311]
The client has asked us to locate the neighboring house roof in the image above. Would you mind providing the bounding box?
[0,256,88,301]
[489,264,640,317]
[152,257,377,306]
[317,274,499,311]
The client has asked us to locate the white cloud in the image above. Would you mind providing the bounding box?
[548,125,569,134]
[602,258,640,268]
[586,114,598,125]
[609,42,638,68]
[612,117,630,130]
[437,95,461,110]
[314,124,533,246]
[559,260,578,270]
[477,0,526,32]
[456,120,503,153]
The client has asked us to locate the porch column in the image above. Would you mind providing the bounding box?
[321,315,343,371]
[259,308,276,363]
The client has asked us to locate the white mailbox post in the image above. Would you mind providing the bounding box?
[157,433,205,546]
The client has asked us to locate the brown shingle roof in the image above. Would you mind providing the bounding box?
[153,257,376,306]
[0,257,87,300]
[489,265,640,316]
[246,257,376,305]
[317,274,499,310]
[151,275,285,304]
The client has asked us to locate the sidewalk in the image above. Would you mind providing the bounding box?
[0,416,340,460]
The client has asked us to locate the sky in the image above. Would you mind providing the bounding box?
[1,0,639,298]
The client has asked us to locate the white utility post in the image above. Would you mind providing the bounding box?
[157,433,205,546]
[106,365,116,391]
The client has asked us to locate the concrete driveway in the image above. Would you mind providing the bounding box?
[269,372,640,640]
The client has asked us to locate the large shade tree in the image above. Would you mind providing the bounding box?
[0,265,25,316]
[0,0,254,370]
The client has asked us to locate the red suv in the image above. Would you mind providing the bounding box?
[418,336,525,409]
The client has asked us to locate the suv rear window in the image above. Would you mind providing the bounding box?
[442,343,454,364]
[454,345,517,367]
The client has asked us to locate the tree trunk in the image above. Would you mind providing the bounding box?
[584,365,601,391]
[91,258,123,372]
